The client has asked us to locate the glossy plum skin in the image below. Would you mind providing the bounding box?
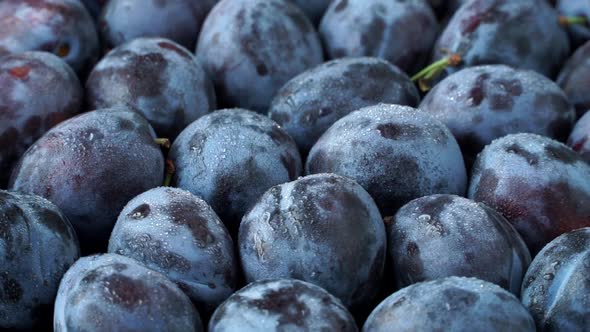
[196,0,323,112]
[169,109,302,235]
[420,65,575,166]
[0,51,82,188]
[86,37,216,139]
[557,0,590,47]
[108,187,237,316]
[53,254,202,332]
[468,133,590,255]
[557,40,590,119]
[209,279,358,332]
[387,194,531,295]
[363,277,536,332]
[320,0,438,74]
[0,191,79,330]
[306,104,468,216]
[239,173,386,312]
[269,57,419,154]
[99,0,218,50]
[567,111,590,162]
[0,0,99,74]
[289,0,333,24]
[433,0,569,79]
[9,109,165,254]
[521,228,590,331]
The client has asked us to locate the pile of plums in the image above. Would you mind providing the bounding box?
[1,0,589,331]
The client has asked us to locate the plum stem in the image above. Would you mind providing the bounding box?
[154,138,171,149]
[163,160,175,187]
[559,16,588,26]
[411,53,462,92]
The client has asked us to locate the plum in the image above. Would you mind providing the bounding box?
[557,40,590,119]
[567,111,590,162]
[557,0,590,47]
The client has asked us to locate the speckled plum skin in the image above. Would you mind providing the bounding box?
[169,109,302,235]
[306,104,468,216]
[269,57,420,154]
[196,0,323,112]
[0,0,99,74]
[99,0,218,50]
[53,254,202,332]
[433,0,569,79]
[239,173,386,312]
[108,187,237,315]
[567,111,590,162]
[387,194,531,295]
[209,279,357,332]
[0,191,79,330]
[557,40,590,119]
[289,0,333,24]
[521,228,590,332]
[557,0,590,47]
[0,51,82,188]
[9,109,165,254]
[420,65,575,166]
[86,37,216,139]
[363,277,536,332]
[468,133,590,255]
[320,0,438,74]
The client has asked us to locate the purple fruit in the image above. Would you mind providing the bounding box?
[521,227,590,331]
[557,40,590,118]
[0,190,79,330]
[468,133,590,254]
[109,187,237,315]
[320,0,438,74]
[54,253,202,331]
[9,109,165,254]
[86,37,216,139]
[306,103,467,216]
[0,51,82,187]
[567,111,590,162]
[196,0,323,112]
[387,194,530,295]
[239,173,386,312]
[0,0,99,74]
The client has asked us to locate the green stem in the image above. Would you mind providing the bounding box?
[163,160,175,187]
[559,16,588,26]
[411,53,462,92]
[154,138,171,149]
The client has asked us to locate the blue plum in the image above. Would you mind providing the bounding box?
[269,57,419,154]
[557,40,590,119]
[0,190,79,330]
[239,173,386,312]
[567,111,590,162]
[209,279,357,332]
[306,103,467,216]
[108,187,237,315]
[54,253,202,332]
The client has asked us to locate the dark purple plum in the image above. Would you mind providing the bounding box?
[387,194,531,295]
[0,0,99,74]
[0,190,79,330]
[320,0,438,74]
[567,111,590,162]
[521,227,590,331]
[209,279,357,332]
[427,0,569,82]
[86,37,216,139]
[99,0,218,50]
[468,133,590,255]
[289,0,333,25]
[419,65,575,166]
[81,0,107,19]
[557,40,590,118]
[0,51,82,188]
[196,0,323,112]
[53,253,202,332]
[557,0,590,47]
[363,277,536,331]
[269,57,419,154]
[306,103,467,216]
[239,173,386,312]
[108,187,237,316]
[169,109,302,236]
[9,109,165,254]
